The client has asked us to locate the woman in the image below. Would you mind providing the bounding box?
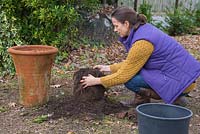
[80,6,200,106]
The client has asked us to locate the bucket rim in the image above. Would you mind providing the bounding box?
[136,103,193,120]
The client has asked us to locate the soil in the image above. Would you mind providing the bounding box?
[73,68,106,101]
[0,35,200,134]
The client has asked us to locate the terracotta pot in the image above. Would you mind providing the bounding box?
[8,45,58,107]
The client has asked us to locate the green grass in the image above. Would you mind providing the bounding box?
[32,115,48,124]
[0,106,7,113]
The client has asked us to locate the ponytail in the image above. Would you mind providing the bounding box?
[134,13,147,30]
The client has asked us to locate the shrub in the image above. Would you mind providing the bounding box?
[0,0,101,76]
[164,4,196,36]
[138,0,152,23]
[0,9,24,76]
[194,2,200,27]
[1,0,100,55]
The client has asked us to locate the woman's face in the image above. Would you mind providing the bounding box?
[111,17,130,37]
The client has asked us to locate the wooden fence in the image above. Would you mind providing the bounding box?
[118,0,200,13]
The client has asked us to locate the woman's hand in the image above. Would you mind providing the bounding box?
[93,65,110,72]
[80,74,101,88]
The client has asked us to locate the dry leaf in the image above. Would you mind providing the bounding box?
[67,130,75,134]
[8,102,17,107]
[50,84,62,88]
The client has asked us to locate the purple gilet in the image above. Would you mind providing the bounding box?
[119,23,200,104]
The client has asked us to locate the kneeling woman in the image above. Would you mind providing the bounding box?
[80,7,200,106]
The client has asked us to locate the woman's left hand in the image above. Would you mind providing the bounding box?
[80,74,101,88]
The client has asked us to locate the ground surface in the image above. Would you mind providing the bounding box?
[0,35,200,134]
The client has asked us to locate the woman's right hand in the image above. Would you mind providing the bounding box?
[93,65,110,72]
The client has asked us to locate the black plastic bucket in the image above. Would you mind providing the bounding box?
[136,103,193,134]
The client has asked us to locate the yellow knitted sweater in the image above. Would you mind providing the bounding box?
[100,40,195,93]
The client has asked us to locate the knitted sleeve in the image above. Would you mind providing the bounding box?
[110,62,124,73]
[100,40,154,88]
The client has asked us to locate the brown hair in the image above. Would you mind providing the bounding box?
[111,6,147,30]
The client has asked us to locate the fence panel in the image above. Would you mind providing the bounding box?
[118,0,200,13]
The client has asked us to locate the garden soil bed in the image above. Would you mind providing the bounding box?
[0,35,200,134]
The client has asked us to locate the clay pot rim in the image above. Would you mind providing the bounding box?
[8,45,58,55]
